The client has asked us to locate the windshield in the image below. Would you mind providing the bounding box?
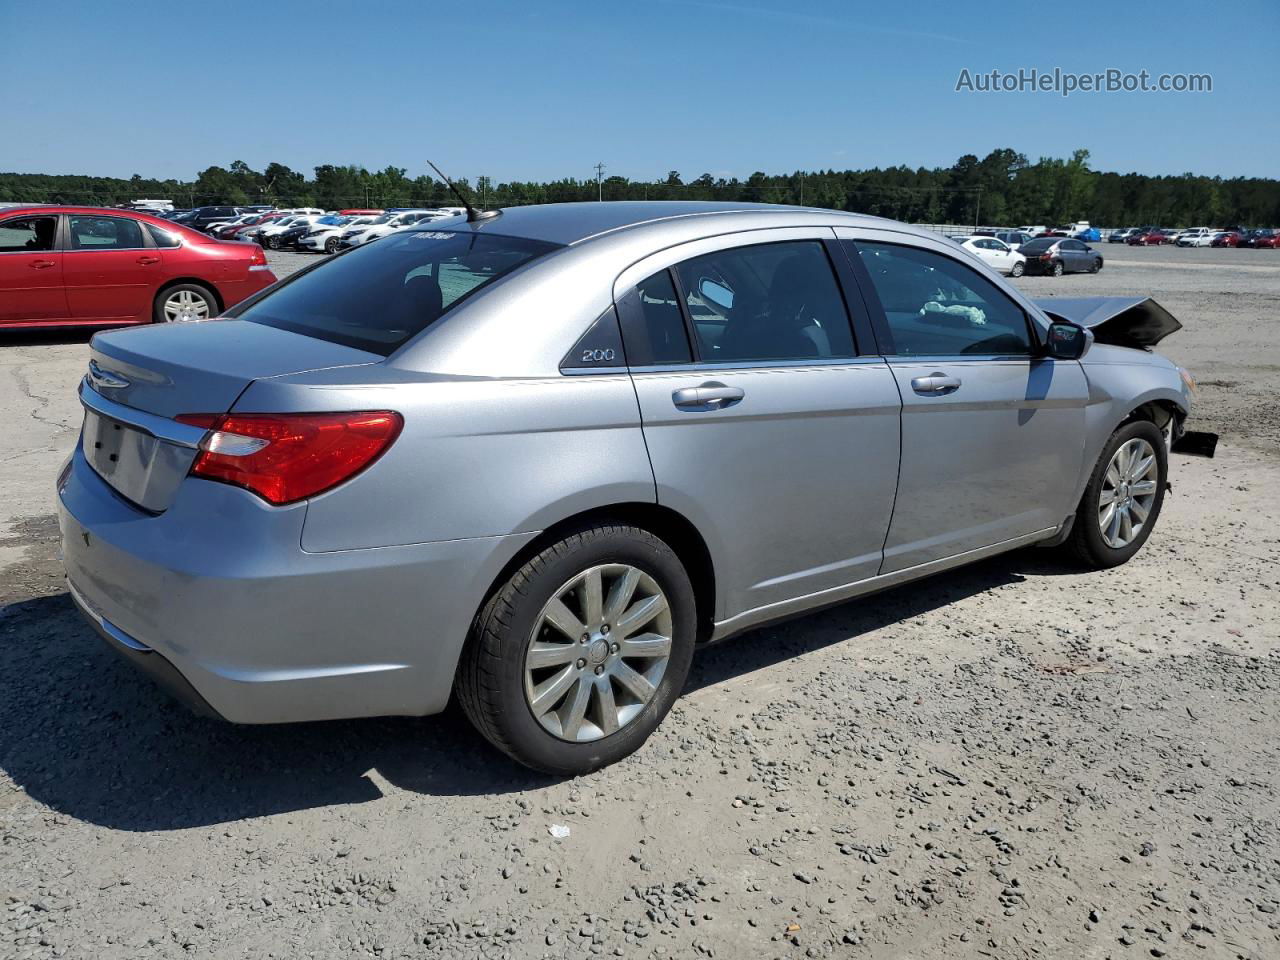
[238,230,561,355]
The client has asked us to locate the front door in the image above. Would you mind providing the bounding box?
[63,214,160,321]
[617,230,902,622]
[838,233,1088,572]
[0,214,66,324]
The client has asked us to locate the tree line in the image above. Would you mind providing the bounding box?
[2,149,1277,227]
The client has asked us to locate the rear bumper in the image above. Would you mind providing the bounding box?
[70,581,223,719]
[58,446,536,724]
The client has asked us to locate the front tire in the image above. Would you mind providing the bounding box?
[1010,261,1025,278]
[1065,420,1167,568]
[266,235,281,250]
[456,524,697,775]
[324,236,340,254]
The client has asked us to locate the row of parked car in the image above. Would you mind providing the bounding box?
[947,231,1105,278]
[1107,226,1279,247]
[153,205,467,253]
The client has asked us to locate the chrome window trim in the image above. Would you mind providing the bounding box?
[628,356,887,375]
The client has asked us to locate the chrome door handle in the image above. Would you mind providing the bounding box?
[672,382,745,409]
[29,259,55,269]
[910,373,962,395]
[136,255,160,265]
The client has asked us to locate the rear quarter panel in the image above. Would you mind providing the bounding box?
[232,367,656,553]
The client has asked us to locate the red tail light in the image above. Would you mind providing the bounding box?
[248,245,267,266]
[175,411,402,505]
[1040,252,1054,260]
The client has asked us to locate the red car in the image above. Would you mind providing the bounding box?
[219,211,288,241]
[1250,229,1279,248]
[1128,228,1170,245]
[0,206,277,330]
[1210,231,1243,247]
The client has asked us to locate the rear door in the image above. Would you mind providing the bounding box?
[1061,239,1087,272]
[63,214,160,321]
[836,230,1088,572]
[0,214,67,324]
[617,228,902,623]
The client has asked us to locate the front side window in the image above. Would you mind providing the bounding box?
[671,240,854,363]
[68,215,145,250]
[851,241,1033,357]
[0,216,57,252]
[238,230,560,355]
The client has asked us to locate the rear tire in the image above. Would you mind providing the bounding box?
[1051,261,1064,277]
[456,524,696,775]
[1065,420,1167,569]
[153,283,217,323]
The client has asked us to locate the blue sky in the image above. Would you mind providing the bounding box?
[4,0,1274,182]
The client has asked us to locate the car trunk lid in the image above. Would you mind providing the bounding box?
[81,320,380,512]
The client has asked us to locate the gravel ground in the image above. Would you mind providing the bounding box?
[2,242,1279,959]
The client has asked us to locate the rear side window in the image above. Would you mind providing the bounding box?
[0,216,57,252]
[68,215,145,250]
[617,269,692,365]
[145,223,182,248]
[238,230,560,355]
[672,240,854,363]
[850,241,1033,357]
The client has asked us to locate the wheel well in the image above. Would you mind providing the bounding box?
[484,503,717,642]
[1122,400,1183,435]
[154,278,224,312]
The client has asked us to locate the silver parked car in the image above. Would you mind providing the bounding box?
[58,202,1214,774]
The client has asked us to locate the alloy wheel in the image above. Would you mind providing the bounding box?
[523,563,673,743]
[1098,437,1159,548]
[162,289,211,322]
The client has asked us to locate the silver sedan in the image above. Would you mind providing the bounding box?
[58,202,1213,773]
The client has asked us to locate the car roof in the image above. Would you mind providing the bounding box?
[0,204,184,225]
[406,201,905,247]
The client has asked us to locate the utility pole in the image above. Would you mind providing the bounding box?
[594,162,605,202]
[799,171,805,205]
[974,185,982,230]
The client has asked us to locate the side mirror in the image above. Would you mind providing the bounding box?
[1044,321,1093,360]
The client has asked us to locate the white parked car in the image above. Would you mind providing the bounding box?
[953,235,1027,276]
[1175,227,1216,247]
[340,210,451,248]
[299,215,379,253]
[256,214,327,249]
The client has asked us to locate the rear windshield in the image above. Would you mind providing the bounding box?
[1019,238,1055,253]
[238,229,561,355]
